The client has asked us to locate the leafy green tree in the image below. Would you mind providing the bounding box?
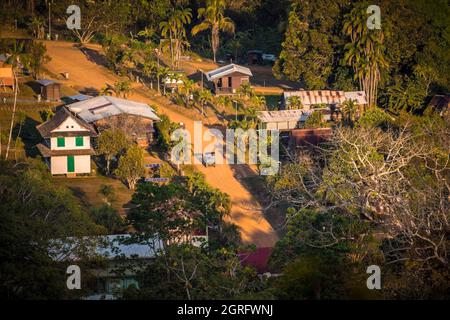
[273,0,345,88]
[97,129,129,174]
[155,114,181,153]
[287,96,303,110]
[0,159,103,299]
[90,205,125,234]
[114,144,145,190]
[303,111,324,128]
[192,0,235,62]
[28,41,51,79]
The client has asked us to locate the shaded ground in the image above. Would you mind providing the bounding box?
[54,176,133,216]
[43,40,279,248]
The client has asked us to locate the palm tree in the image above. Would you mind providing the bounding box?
[192,0,235,63]
[342,3,388,108]
[160,8,192,69]
[287,96,303,110]
[180,78,195,107]
[113,80,132,98]
[341,99,357,123]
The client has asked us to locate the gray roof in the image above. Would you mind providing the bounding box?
[206,63,252,81]
[67,95,160,123]
[257,109,331,123]
[50,234,164,261]
[37,79,57,86]
[68,94,93,102]
[36,107,97,138]
[284,90,367,106]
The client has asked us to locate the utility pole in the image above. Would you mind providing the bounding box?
[48,1,51,40]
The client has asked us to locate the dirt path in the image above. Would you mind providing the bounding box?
[43,41,278,247]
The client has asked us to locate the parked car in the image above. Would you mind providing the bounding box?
[262,53,276,62]
[202,152,216,167]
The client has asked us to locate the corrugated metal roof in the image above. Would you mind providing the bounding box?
[68,94,93,102]
[206,63,252,81]
[257,109,331,123]
[284,90,367,106]
[36,107,97,138]
[50,234,165,261]
[37,79,56,86]
[67,95,160,123]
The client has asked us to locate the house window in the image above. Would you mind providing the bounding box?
[75,136,84,147]
[57,137,65,147]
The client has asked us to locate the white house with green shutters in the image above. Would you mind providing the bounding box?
[36,107,97,176]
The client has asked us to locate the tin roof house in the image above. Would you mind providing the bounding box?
[206,63,252,95]
[67,95,160,147]
[36,107,97,176]
[283,90,367,110]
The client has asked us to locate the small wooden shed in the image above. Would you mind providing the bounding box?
[37,79,61,101]
[206,64,253,95]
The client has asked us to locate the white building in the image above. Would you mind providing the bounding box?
[36,107,97,176]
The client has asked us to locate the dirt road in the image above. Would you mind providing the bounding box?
[43,41,278,247]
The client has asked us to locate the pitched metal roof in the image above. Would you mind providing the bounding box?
[50,234,165,261]
[68,94,93,102]
[206,63,253,81]
[257,109,331,123]
[67,95,160,123]
[37,79,57,86]
[284,90,367,106]
[36,107,97,138]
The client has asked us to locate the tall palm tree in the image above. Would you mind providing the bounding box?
[342,3,388,108]
[160,8,192,69]
[192,0,235,63]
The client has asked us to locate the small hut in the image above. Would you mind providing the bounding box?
[0,66,15,90]
[37,79,61,101]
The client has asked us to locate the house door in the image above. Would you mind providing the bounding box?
[228,77,232,87]
[67,155,75,173]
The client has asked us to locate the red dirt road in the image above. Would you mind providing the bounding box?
[43,41,279,247]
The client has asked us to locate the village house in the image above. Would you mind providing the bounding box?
[206,63,253,95]
[283,90,367,112]
[51,232,208,300]
[66,95,160,147]
[36,107,97,176]
[257,109,333,149]
[36,79,61,101]
[257,109,331,131]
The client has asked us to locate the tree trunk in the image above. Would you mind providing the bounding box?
[5,71,18,160]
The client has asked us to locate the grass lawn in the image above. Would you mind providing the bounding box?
[53,175,134,216]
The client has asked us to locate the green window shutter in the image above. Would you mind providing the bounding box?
[57,137,65,147]
[75,136,84,146]
[67,155,75,173]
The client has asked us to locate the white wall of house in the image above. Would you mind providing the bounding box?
[50,136,90,150]
[53,118,89,133]
[50,155,91,175]
[51,156,68,175]
[74,155,91,173]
